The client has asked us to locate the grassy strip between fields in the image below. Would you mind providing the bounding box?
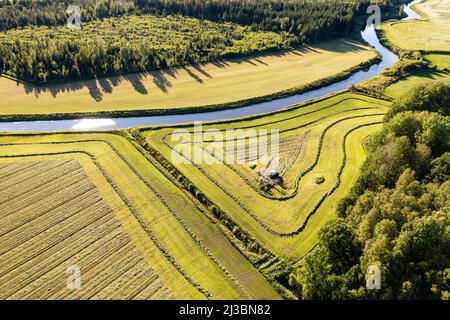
[0,147,214,299]
[0,132,285,299]
[158,114,384,237]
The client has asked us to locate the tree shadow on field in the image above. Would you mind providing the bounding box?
[123,73,148,95]
[183,66,204,84]
[14,38,368,102]
[97,77,114,94]
[192,63,212,79]
[152,70,173,93]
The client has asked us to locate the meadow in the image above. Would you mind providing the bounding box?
[0,39,377,117]
[0,132,280,300]
[380,0,450,51]
[425,53,450,70]
[142,92,391,260]
[384,53,450,98]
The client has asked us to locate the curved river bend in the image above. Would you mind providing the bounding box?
[0,0,421,133]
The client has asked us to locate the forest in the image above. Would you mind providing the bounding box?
[290,80,450,300]
[0,14,284,83]
[0,0,408,83]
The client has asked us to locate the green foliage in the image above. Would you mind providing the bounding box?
[135,0,409,42]
[0,0,130,31]
[135,0,361,43]
[293,220,364,299]
[315,175,325,184]
[343,109,449,202]
[383,51,429,78]
[356,51,431,96]
[294,173,450,300]
[427,153,450,184]
[0,0,408,83]
[387,80,450,118]
[295,81,450,300]
[319,219,362,274]
[0,14,284,83]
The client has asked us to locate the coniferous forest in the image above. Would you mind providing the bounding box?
[0,0,407,83]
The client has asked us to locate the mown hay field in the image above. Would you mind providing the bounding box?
[0,39,376,116]
[0,133,280,300]
[380,0,450,51]
[143,92,391,259]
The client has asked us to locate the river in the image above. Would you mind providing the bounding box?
[0,0,421,133]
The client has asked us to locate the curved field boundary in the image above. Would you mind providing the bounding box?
[142,94,390,133]
[188,107,385,200]
[0,137,255,299]
[160,114,383,237]
[0,159,171,300]
[1,131,283,297]
[0,56,381,122]
[0,150,212,299]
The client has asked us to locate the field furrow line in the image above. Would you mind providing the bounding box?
[9,228,129,300]
[0,183,97,237]
[18,233,134,300]
[0,162,83,207]
[0,161,44,179]
[0,211,117,299]
[133,278,168,300]
[52,242,139,300]
[0,200,109,273]
[0,188,101,255]
[92,260,158,300]
[0,159,74,192]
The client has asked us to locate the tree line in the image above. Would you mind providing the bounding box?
[0,0,129,31]
[0,0,410,83]
[0,13,286,83]
[290,80,450,299]
[0,0,408,34]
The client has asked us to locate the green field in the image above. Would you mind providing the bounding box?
[384,53,450,99]
[380,0,450,51]
[0,91,391,299]
[1,0,448,301]
[0,132,280,300]
[0,39,377,117]
[142,92,390,260]
[425,53,450,70]
[385,69,450,98]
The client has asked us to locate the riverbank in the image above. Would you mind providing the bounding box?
[0,39,378,119]
[0,0,420,132]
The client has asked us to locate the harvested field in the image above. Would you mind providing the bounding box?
[0,158,173,300]
[0,39,376,116]
[0,133,280,300]
[143,92,390,258]
[380,0,450,51]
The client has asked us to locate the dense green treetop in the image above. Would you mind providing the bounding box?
[291,81,450,300]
